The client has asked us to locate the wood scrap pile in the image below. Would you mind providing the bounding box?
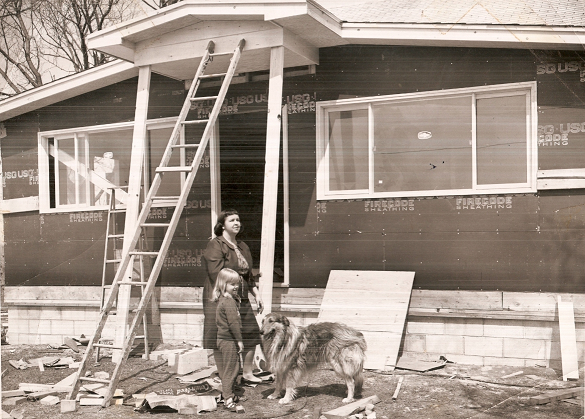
[527,387,584,407]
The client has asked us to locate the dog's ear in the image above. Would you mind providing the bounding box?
[281,315,290,327]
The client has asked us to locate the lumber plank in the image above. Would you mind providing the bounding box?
[1,390,25,398]
[322,395,380,419]
[558,297,579,381]
[410,289,502,311]
[319,270,414,371]
[528,387,583,405]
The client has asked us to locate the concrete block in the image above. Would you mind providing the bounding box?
[437,353,484,366]
[61,399,77,413]
[53,320,76,336]
[484,319,524,338]
[406,317,445,335]
[37,320,52,335]
[503,338,548,360]
[41,307,62,320]
[160,311,188,325]
[39,334,62,345]
[61,308,86,321]
[40,395,60,405]
[25,307,42,320]
[425,335,464,355]
[2,397,27,406]
[173,348,208,375]
[445,318,484,337]
[484,356,525,367]
[73,320,98,337]
[522,320,553,340]
[403,334,425,353]
[464,336,503,357]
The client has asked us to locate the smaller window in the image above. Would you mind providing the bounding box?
[38,118,179,213]
[316,82,537,200]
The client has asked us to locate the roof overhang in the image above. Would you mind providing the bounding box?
[86,0,344,80]
[339,22,585,50]
[0,60,138,122]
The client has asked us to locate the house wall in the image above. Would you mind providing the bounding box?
[2,45,585,368]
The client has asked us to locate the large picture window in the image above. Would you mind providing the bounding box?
[38,118,179,213]
[316,82,537,200]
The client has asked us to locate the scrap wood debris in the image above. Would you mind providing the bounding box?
[321,395,380,419]
[527,387,584,405]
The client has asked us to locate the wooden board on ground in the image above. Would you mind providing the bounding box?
[528,387,583,405]
[318,270,415,371]
[322,394,380,419]
[395,357,446,372]
[558,297,579,381]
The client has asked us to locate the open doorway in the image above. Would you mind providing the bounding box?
[217,111,284,281]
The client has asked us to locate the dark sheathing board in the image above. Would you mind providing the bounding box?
[3,46,585,292]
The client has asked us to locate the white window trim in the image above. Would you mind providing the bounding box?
[38,117,180,214]
[316,81,538,200]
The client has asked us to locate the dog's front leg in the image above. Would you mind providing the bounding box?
[279,387,297,404]
[267,379,284,400]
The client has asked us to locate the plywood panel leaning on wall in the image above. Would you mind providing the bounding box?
[319,270,415,371]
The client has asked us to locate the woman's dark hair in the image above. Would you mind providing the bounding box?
[213,209,240,237]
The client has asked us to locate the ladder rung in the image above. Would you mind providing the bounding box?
[210,51,233,57]
[135,335,145,339]
[190,95,218,102]
[106,259,122,264]
[110,209,126,213]
[79,377,112,384]
[181,119,208,125]
[118,281,147,286]
[141,223,170,228]
[129,251,159,257]
[108,234,124,239]
[200,73,227,79]
[93,343,123,350]
[152,196,180,201]
[155,166,193,173]
[171,144,200,149]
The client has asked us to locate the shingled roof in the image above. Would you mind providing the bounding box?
[328,0,585,26]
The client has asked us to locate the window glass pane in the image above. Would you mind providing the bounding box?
[476,95,527,185]
[328,109,368,191]
[149,127,178,197]
[88,129,132,206]
[57,138,75,205]
[373,96,472,193]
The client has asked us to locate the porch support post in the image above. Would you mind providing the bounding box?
[258,46,284,318]
[113,65,151,362]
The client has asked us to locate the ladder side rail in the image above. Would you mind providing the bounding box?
[155,41,215,172]
[99,40,246,406]
[66,257,138,400]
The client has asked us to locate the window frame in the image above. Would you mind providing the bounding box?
[316,82,538,200]
[38,117,180,214]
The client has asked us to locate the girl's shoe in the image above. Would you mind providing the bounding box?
[224,398,239,412]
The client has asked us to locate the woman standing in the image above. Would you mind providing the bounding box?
[202,209,264,383]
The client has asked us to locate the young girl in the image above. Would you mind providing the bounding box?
[213,268,245,411]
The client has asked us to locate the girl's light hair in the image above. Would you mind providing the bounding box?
[212,268,240,302]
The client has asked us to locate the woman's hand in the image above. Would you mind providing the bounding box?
[256,297,264,314]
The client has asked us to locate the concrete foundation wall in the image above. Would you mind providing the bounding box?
[4,287,584,372]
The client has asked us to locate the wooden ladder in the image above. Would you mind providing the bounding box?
[67,39,246,407]
[96,187,150,362]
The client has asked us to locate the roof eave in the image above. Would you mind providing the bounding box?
[340,23,585,50]
[0,60,138,122]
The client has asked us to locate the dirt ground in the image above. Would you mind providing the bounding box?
[1,343,584,419]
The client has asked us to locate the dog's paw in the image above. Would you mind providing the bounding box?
[342,397,355,403]
[267,393,279,400]
[279,397,292,404]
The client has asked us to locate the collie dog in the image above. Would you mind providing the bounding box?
[260,312,366,404]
